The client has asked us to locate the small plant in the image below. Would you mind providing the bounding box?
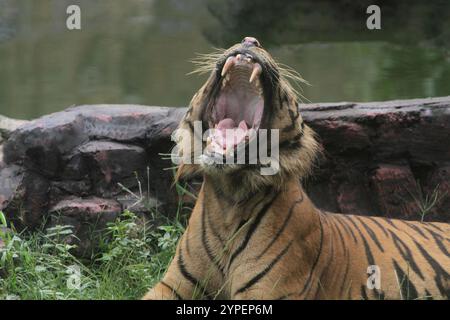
[407,182,447,222]
[117,167,160,215]
[0,167,195,300]
[0,211,7,228]
[0,200,189,299]
[0,221,90,299]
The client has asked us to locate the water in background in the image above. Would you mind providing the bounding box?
[0,0,449,119]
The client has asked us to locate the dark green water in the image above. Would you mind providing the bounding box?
[0,0,449,119]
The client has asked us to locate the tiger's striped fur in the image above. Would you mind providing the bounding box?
[143,38,450,300]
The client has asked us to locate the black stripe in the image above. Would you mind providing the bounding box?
[243,187,273,215]
[205,206,226,246]
[334,215,358,243]
[429,231,450,257]
[210,178,234,205]
[278,87,285,110]
[332,217,348,252]
[274,293,294,300]
[282,89,289,105]
[392,259,419,300]
[340,257,351,298]
[355,216,385,252]
[160,281,183,300]
[298,215,324,296]
[314,217,335,299]
[233,218,249,238]
[402,221,429,240]
[237,188,263,207]
[382,218,401,231]
[422,225,450,242]
[329,218,351,298]
[425,222,444,232]
[187,120,194,132]
[234,241,293,295]
[360,285,369,300]
[228,191,280,269]
[341,215,375,265]
[256,194,303,259]
[421,225,450,256]
[177,245,212,299]
[413,239,450,298]
[387,230,425,280]
[201,203,225,275]
[177,246,200,287]
[186,119,204,142]
[204,189,225,247]
[366,216,389,238]
[323,215,335,269]
[303,279,316,299]
[282,108,300,132]
[279,132,303,150]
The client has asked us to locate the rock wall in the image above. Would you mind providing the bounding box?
[0,97,449,254]
[301,98,449,222]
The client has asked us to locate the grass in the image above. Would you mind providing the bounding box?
[0,206,189,300]
[0,167,195,300]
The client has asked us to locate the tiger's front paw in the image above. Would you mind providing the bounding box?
[142,282,182,300]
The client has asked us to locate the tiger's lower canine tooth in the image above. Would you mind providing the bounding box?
[249,62,262,83]
[221,56,235,77]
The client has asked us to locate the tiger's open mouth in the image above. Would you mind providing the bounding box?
[206,52,264,155]
[179,36,309,176]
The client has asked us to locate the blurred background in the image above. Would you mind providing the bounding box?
[0,0,449,119]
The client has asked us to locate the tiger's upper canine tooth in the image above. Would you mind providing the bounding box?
[249,62,262,84]
[221,56,235,77]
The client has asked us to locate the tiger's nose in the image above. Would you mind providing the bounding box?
[242,36,261,48]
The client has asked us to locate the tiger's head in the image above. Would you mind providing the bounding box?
[174,37,320,192]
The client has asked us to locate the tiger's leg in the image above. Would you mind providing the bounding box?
[143,281,182,300]
[227,238,302,300]
[143,231,205,300]
[143,206,223,300]
[142,247,187,299]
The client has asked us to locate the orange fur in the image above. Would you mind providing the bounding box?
[144,39,450,300]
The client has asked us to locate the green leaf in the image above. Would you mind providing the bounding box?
[0,211,7,227]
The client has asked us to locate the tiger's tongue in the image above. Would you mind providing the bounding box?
[214,118,248,149]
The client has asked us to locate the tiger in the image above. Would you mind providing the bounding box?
[143,36,450,300]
